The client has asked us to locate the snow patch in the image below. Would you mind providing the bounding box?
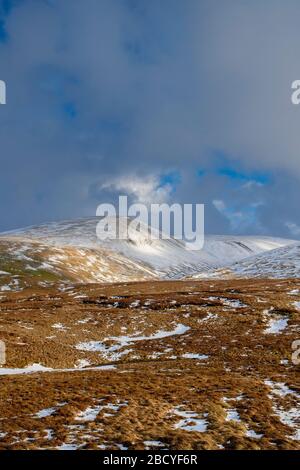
[265,379,300,441]
[182,353,208,360]
[172,407,208,432]
[76,323,190,361]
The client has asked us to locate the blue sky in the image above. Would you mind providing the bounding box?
[0,0,300,237]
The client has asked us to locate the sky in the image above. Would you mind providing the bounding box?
[0,0,300,237]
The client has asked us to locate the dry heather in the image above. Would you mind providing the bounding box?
[0,278,299,450]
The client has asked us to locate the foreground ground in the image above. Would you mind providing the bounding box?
[0,279,299,450]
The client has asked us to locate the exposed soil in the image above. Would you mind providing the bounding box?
[0,278,299,450]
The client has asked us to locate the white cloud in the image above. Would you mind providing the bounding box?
[212,199,226,212]
[213,199,261,232]
[100,174,172,204]
[213,199,243,229]
[285,221,300,237]
[241,181,264,190]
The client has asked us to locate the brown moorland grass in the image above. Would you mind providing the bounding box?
[0,278,299,450]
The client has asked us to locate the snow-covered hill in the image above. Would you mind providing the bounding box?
[0,217,295,288]
[220,242,300,278]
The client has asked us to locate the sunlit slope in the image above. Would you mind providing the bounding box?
[0,237,157,291]
[0,217,295,289]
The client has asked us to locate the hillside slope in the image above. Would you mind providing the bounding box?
[222,242,300,278]
[0,217,295,289]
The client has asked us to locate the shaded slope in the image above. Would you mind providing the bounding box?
[225,242,300,278]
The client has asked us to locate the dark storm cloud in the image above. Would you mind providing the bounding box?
[0,0,300,236]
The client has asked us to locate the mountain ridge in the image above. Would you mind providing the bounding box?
[0,217,296,290]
